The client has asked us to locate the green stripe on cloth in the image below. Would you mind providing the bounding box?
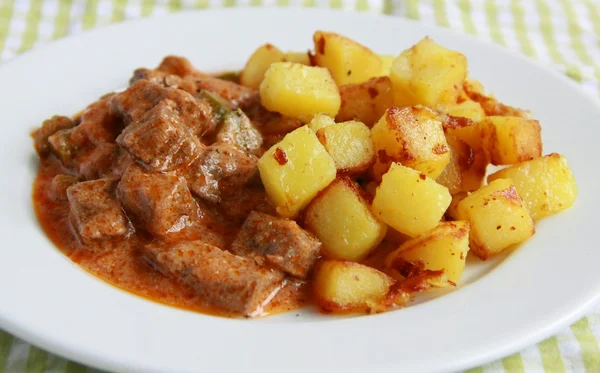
[382,0,392,15]
[112,0,128,22]
[464,367,484,373]
[571,317,600,372]
[65,361,87,373]
[329,0,343,9]
[433,1,450,27]
[502,352,525,373]
[169,0,183,12]
[356,0,369,13]
[19,0,44,52]
[250,0,264,7]
[141,0,155,16]
[510,0,537,57]
[0,330,13,373]
[458,0,477,35]
[25,347,47,373]
[585,0,600,42]
[484,0,506,45]
[223,0,237,8]
[82,0,99,30]
[405,0,419,20]
[276,0,290,7]
[302,0,316,7]
[558,0,595,66]
[538,336,567,373]
[0,0,14,56]
[52,0,73,39]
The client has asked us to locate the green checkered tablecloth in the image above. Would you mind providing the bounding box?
[1,0,599,372]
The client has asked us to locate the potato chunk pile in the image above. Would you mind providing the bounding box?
[240,32,578,314]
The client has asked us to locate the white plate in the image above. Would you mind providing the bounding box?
[0,8,598,373]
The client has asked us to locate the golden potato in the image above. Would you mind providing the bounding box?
[372,163,452,237]
[313,31,383,85]
[313,260,394,312]
[336,76,393,127]
[438,100,486,122]
[481,116,542,165]
[316,120,375,174]
[457,178,535,260]
[260,62,341,121]
[436,134,487,194]
[284,51,311,65]
[385,221,470,284]
[308,113,336,133]
[390,37,467,107]
[462,80,531,118]
[446,192,468,221]
[371,106,450,180]
[379,54,395,76]
[305,178,387,261]
[240,44,285,89]
[258,126,336,218]
[488,153,577,221]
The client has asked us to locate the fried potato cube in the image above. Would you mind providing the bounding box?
[488,153,577,221]
[240,44,286,89]
[446,192,467,221]
[385,221,470,284]
[260,62,341,121]
[336,76,394,127]
[379,54,395,76]
[371,106,450,180]
[448,121,484,150]
[457,178,535,260]
[313,260,393,312]
[438,100,486,122]
[390,37,467,107]
[308,113,336,133]
[372,163,452,237]
[284,51,311,65]
[305,178,387,261]
[313,31,383,85]
[436,134,487,194]
[258,126,336,218]
[481,116,542,165]
[316,120,375,174]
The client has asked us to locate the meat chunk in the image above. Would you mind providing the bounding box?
[110,80,214,137]
[47,127,90,167]
[130,68,197,94]
[216,109,263,155]
[78,144,133,180]
[144,241,285,316]
[215,187,275,223]
[156,56,204,78]
[50,174,79,201]
[67,179,130,243]
[118,165,198,238]
[32,116,76,156]
[185,142,258,203]
[231,212,321,278]
[76,93,123,144]
[116,99,203,172]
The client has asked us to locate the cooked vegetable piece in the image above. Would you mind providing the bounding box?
[372,163,451,237]
[308,113,336,132]
[216,109,263,155]
[385,221,470,284]
[436,134,486,194]
[390,37,467,107]
[258,126,336,218]
[231,211,321,278]
[462,79,531,118]
[260,62,341,121]
[371,106,450,180]
[305,178,387,261]
[313,31,383,85]
[446,192,467,221]
[313,260,394,311]
[457,178,535,260]
[488,153,577,220]
[481,116,542,165]
[284,51,311,65]
[240,44,286,89]
[336,76,393,127]
[316,120,375,174]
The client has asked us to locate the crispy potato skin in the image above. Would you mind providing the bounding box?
[336,76,393,127]
[316,120,375,174]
